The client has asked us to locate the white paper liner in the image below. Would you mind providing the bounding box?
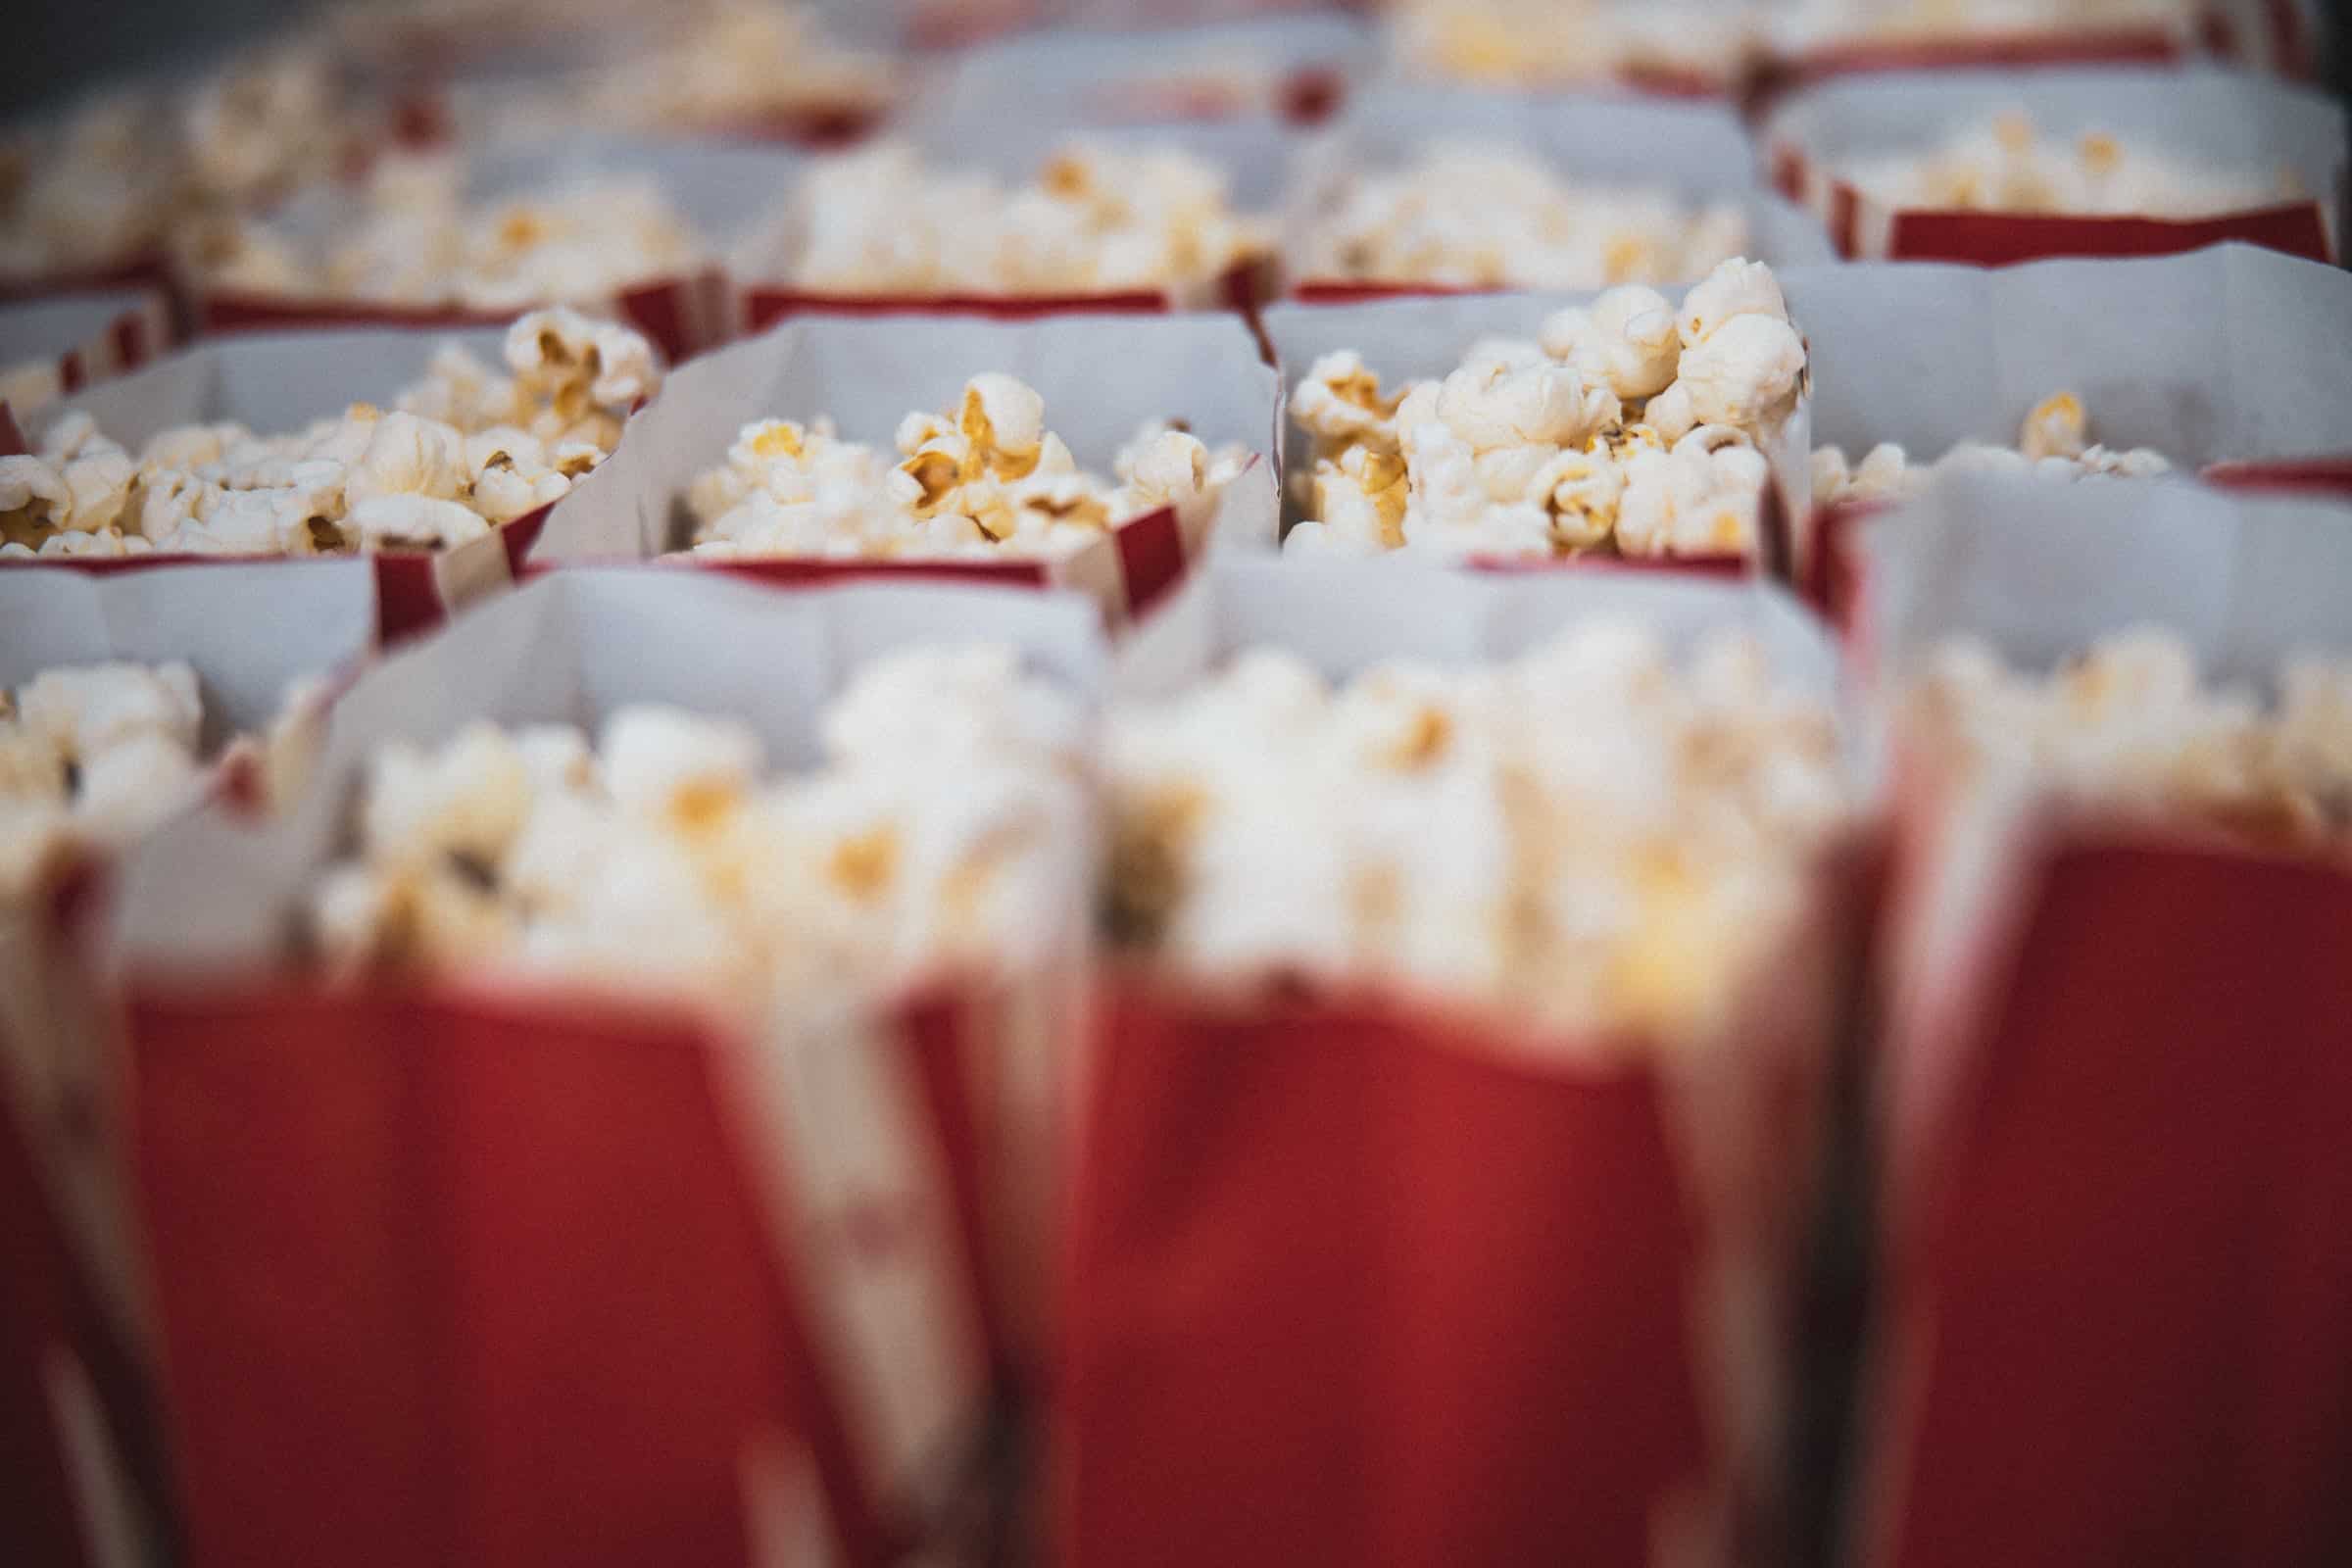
[0,290,173,416]
[535,310,1282,612]
[1764,64,2345,260]
[1259,288,1815,569]
[923,12,1373,126]
[1786,244,2352,471]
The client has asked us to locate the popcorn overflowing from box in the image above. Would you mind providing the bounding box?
[1812,391,2169,505]
[1285,259,1807,562]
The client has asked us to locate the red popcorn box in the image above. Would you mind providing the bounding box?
[1261,286,1813,580]
[1849,474,2352,1568]
[4,324,606,643]
[927,13,1370,128]
[107,568,1111,1566]
[0,560,373,1568]
[1784,243,2352,629]
[0,289,175,416]
[1282,84,1836,302]
[2202,0,2323,78]
[734,120,1290,331]
[532,310,1281,623]
[1056,559,1862,1566]
[1764,65,2343,265]
[188,139,801,363]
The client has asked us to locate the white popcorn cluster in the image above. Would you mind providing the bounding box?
[204,152,703,315]
[308,646,1092,1006]
[1297,141,1750,292]
[1106,622,1849,1041]
[1840,111,2300,220]
[0,43,372,285]
[1812,392,2170,506]
[1288,259,1806,561]
[782,141,1270,298]
[1389,0,1764,89]
[574,1,894,136]
[0,309,659,559]
[1905,630,2352,856]
[0,663,206,902]
[686,374,1248,562]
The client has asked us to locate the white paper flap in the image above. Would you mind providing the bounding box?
[1786,246,2352,464]
[1117,554,1838,698]
[24,327,512,454]
[0,562,373,746]
[1766,65,2346,201]
[539,311,1280,559]
[1863,470,2352,684]
[111,569,1109,968]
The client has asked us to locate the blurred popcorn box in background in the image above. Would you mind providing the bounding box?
[926,11,1373,128]
[1284,84,1835,302]
[6,324,607,641]
[1,560,373,1568]
[1849,473,2352,1568]
[0,289,175,417]
[1765,66,2344,265]
[1262,279,1813,576]
[187,138,803,362]
[1378,0,1771,99]
[1056,557,1864,1568]
[1763,0,2205,95]
[734,120,1291,331]
[112,569,1110,1567]
[535,311,1279,621]
[1788,244,2352,628]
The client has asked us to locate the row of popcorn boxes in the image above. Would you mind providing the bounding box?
[13,471,2352,1563]
[12,64,2343,335]
[9,244,2351,644]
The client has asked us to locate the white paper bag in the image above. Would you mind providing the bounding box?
[0,289,173,416]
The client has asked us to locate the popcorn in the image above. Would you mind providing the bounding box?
[1812,392,2171,507]
[1903,630,2352,855]
[686,375,1248,563]
[1290,260,1804,561]
[1106,622,1847,1041]
[1295,141,1752,292]
[203,153,704,316]
[306,647,1091,1008]
[0,662,209,902]
[5,312,661,559]
[777,140,1270,300]
[1390,0,1765,90]
[1838,110,2301,220]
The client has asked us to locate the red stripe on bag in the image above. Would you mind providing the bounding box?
[499,504,552,575]
[371,554,446,644]
[110,312,146,371]
[1279,67,1346,124]
[1111,505,1188,619]
[1779,27,2183,89]
[1288,278,1493,304]
[1059,985,1716,1568]
[1880,843,2352,1568]
[2199,457,2352,497]
[1831,182,1862,258]
[1771,145,1808,203]
[58,352,83,395]
[129,984,901,1568]
[895,998,1006,1383]
[0,404,25,457]
[613,278,699,363]
[676,558,1053,595]
[1886,201,2332,266]
[742,287,1174,334]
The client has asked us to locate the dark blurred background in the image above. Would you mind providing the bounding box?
[13,0,318,109]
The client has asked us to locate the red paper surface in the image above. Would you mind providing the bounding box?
[1883,200,2332,266]
[1056,985,1729,1567]
[2199,456,2352,498]
[1873,840,2352,1568]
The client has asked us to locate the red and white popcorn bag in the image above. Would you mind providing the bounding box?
[1284,83,1835,302]
[1261,281,1813,575]
[1762,0,2203,95]
[7,325,563,642]
[734,118,1291,331]
[1850,473,2352,1568]
[926,12,1372,128]
[190,137,801,361]
[534,311,1280,621]
[1784,243,2352,626]
[109,568,1110,1566]
[1058,557,1862,1567]
[0,559,372,1568]
[0,290,174,417]
[1765,65,2344,265]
